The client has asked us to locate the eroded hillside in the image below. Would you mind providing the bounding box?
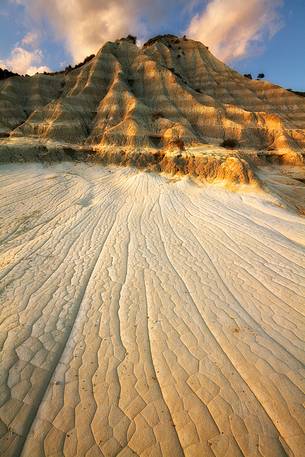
[1,35,305,160]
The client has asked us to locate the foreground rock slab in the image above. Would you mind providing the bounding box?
[0,163,304,457]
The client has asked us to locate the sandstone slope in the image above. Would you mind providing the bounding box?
[1,35,305,166]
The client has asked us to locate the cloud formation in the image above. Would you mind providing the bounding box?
[21,31,39,48]
[22,0,138,63]
[15,0,195,63]
[3,0,284,73]
[187,0,284,61]
[0,45,50,75]
[0,27,50,75]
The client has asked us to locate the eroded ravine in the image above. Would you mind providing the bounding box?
[0,163,304,457]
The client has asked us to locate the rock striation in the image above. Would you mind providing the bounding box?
[0,34,305,183]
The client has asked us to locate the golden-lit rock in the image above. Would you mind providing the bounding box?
[1,35,304,163]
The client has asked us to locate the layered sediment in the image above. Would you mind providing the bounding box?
[1,35,305,457]
[1,34,305,175]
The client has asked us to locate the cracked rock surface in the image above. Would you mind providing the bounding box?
[0,163,304,457]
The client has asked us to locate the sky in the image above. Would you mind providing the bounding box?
[0,0,304,90]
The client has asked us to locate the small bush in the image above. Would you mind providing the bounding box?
[244,73,252,80]
[220,138,239,149]
[257,73,265,79]
[126,35,137,44]
[292,91,305,98]
[0,68,20,80]
[143,34,179,48]
[64,54,95,74]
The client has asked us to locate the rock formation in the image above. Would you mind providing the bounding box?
[1,36,305,457]
[0,34,305,186]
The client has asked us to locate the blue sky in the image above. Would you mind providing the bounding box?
[0,0,304,90]
[231,1,305,91]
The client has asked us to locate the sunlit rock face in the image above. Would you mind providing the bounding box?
[1,35,305,160]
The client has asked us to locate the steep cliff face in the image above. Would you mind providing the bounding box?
[1,35,305,161]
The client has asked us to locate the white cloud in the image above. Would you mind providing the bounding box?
[187,0,284,61]
[21,31,39,48]
[13,0,195,63]
[4,0,284,72]
[0,46,50,75]
[20,0,136,63]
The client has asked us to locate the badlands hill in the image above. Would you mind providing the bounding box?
[1,34,305,177]
[0,35,305,457]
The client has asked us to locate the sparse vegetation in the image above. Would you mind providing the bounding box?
[143,34,179,48]
[0,53,96,79]
[220,138,239,149]
[244,74,252,80]
[43,54,95,76]
[288,90,305,98]
[119,35,137,44]
[126,35,137,44]
[257,73,265,79]
[65,54,95,73]
[0,68,20,80]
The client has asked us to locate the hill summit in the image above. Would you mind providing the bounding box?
[0,34,305,182]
